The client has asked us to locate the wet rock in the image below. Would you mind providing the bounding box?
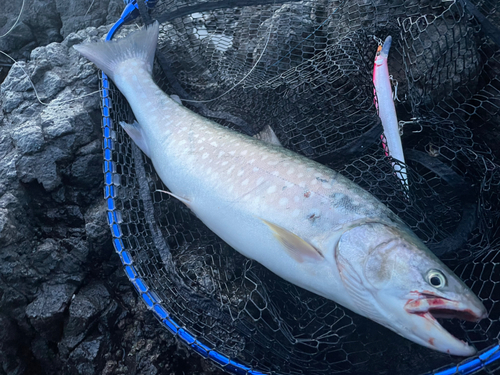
[25,283,77,342]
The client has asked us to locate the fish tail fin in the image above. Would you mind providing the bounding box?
[73,21,159,81]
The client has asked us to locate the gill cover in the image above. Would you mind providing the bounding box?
[335,222,398,325]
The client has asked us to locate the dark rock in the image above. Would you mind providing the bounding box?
[16,145,68,191]
[60,283,110,354]
[71,153,103,188]
[84,200,110,248]
[0,4,225,375]
[0,314,28,375]
[65,337,105,375]
[9,118,44,154]
[0,62,33,113]
[56,0,122,39]
[31,335,60,374]
[0,193,26,247]
[25,283,77,342]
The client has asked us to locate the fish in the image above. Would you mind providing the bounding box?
[74,22,487,356]
[373,36,409,194]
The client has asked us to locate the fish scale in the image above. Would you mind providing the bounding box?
[74,21,487,356]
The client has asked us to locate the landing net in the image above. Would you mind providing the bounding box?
[101,1,500,374]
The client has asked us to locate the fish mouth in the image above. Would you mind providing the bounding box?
[404,291,486,355]
[405,292,485,322]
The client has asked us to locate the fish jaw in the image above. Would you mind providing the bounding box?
[400,291,487,356]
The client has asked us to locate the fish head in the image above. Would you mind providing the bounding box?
[335,222,487,356]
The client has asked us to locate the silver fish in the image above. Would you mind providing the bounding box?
[74,22,487,356]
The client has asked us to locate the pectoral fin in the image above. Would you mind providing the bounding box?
[261,219,323,262]
[119,120,150,158]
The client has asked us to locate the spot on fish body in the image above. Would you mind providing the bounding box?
[202,153,209,159]
[279,197,288,206]
[267,185,277,194]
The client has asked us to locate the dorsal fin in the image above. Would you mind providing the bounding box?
[253,125,282,146]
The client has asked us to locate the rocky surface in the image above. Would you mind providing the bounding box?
[0,2,224,375]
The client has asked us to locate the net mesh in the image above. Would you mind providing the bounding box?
[103,0,500,373]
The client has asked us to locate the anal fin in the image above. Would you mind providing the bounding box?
[261,219,323,262]
[157,189,191,208]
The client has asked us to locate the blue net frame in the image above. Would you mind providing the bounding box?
[99,1,500,374]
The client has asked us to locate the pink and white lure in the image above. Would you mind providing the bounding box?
[373,36,409,194]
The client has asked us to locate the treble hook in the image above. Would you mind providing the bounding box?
[398,117,421,135]
[389,75,400,102]
[368,34,384,46]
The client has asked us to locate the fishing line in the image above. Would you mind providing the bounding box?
[0,0,101,107]
[180,5,276,104]
[0,50,100,106]
[85,0,96,17]
[180,2,341,104]
[0,0,24,38]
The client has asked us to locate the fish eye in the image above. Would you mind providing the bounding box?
[426,269,447,288]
